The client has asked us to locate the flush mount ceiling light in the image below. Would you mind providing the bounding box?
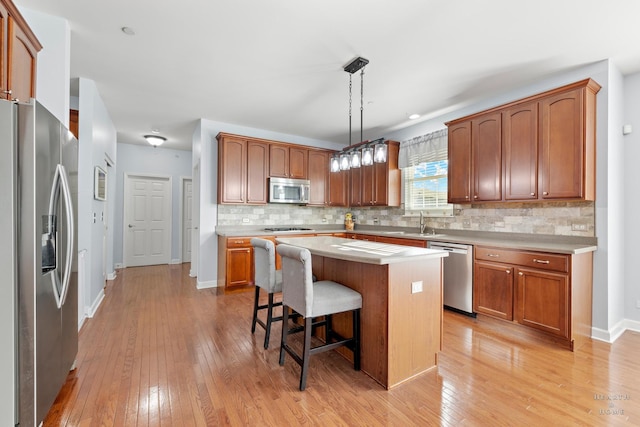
[330,56,387,172]
[144,134,166,147]
[409,113,421,120]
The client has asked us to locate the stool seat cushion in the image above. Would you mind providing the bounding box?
[311,280,362,317]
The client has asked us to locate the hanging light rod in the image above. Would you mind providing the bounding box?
[343,57,369,74]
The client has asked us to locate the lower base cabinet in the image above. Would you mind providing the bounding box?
[474,246,592,350]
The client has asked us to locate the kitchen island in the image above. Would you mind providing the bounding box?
[276,236,448,389]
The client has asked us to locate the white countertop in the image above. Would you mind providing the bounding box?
[275,236,448,265]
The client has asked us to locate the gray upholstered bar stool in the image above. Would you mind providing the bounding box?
[250,238,283,349]
[276,244,362,391]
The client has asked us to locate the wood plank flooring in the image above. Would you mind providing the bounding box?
[44,264,640,426]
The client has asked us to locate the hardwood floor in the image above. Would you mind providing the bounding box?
[44,264,640,426]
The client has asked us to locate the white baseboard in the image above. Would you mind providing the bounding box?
[106,271,117,281]
[170,258,182,265]
[189,269,196,277]
[591,318,640,343]
[197,278,219,289]
[86,289,105,318]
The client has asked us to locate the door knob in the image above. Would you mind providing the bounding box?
[128,224,134,228]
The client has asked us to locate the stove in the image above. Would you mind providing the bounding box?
[263,227,314,232]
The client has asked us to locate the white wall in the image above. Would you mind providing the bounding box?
[18,7,70,125]
[623,72,640,326]
[192,120,343,288]
[113,143,192,265]
[77,78,117,325]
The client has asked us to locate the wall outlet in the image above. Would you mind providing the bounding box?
[242,218,250,223]
[411,281,423,294]
[463,219,471,228]
[571,223,588,231]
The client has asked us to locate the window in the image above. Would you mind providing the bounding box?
[403,159,452,216]
[399,129,453,217]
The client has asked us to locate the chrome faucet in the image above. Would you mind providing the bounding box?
[419,211,427,234]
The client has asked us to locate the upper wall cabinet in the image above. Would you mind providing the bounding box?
[307,149,348,207]
[217,133,269,205]
[350,140,401,207]
[269,144,308,179]
[446,79,600,204]
[1,0,41,102]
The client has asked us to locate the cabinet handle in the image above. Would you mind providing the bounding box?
[533,258,550,264]
[543,191,548,195]
[518,272,524,276]
[465,195,469,199]
[530,192,535,196]
[487,254,499,258]
[506,269,511,274]
[474,195,478,199]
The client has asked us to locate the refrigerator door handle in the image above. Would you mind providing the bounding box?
[48,164,75,309]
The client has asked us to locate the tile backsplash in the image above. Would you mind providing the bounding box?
[217,201,595,237]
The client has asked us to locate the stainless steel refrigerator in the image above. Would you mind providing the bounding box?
[0,99,78,426]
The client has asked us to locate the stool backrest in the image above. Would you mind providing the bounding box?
[251,238,278,292]
[276,244,314,318]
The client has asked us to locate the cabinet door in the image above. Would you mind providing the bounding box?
[226,247,253,287]
[218,136,246,204]
[515,267,569,338]
[308,150,328,206]
[472,112,502,202]
[7,16,38,102]
[539,88,584,199]
[349,167,362,207]
[1,2,8,99]
[328,169,348,206]
[448,121,472,203]
[269,144,289,177]
[473,260,513,320]
[361,164,374,205]
[503,101,538,200]
[289,147,308,179]
[246,140,269,204]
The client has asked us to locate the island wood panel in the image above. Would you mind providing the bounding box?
[311,254,442,389]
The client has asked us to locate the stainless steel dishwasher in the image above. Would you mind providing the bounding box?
[428,241,475,317]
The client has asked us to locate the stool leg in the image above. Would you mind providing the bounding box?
[279,305,289,366]
[325,314,333,344]
[251,286,260,334]
[300,316,313,391]
[264,293,274,349]
[353,309,361,371]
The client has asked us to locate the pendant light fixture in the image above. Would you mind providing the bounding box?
[330,57,388,172]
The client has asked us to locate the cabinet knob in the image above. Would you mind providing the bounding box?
[530,192,535,196]
[518,272,524,276]
[506,269,511,274]
[3,90,12,95]
[543,191,549,195]
[465,195,469,199]
[474,195,478,199]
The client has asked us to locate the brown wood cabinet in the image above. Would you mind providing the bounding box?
[474,245,592,350]
[354,140,401,207]
[217,133,269,204]
[269,144,308,179]
[447,79,600,204]
[1,0,41,102]
[307,148,348,207]
[374,236,426,247]
[218,237,254,290]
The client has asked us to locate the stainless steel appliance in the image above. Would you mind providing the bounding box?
[0,99,78,426]
[268,177,310,204]
[428,241,475,316]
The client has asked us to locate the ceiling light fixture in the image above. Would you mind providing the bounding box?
[121,27,136,36]
[409,113,421,120]
[144,134,166,147]
[330,56,387,172]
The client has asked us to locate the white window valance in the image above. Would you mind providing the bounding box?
[398,128,448,168]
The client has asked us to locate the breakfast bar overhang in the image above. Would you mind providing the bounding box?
[276,236,448,389]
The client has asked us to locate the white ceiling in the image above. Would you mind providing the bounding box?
[17,0,640,151]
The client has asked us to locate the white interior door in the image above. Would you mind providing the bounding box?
[182,178,193,263]
[124,174,172,267]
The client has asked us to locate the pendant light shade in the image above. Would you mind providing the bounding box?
[374,141,388,163]
[350,150,361,168]
[330,155,340,173]
[339,153,351,171]
[361,146,374,166]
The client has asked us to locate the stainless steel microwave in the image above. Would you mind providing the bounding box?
[269,177,310,204]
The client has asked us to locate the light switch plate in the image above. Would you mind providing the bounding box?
[411,281,423,294]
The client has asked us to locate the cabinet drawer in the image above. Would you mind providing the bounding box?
[475,246,568,273]
[226,237,253,248]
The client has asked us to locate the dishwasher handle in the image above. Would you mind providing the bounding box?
[428,242,471,255]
